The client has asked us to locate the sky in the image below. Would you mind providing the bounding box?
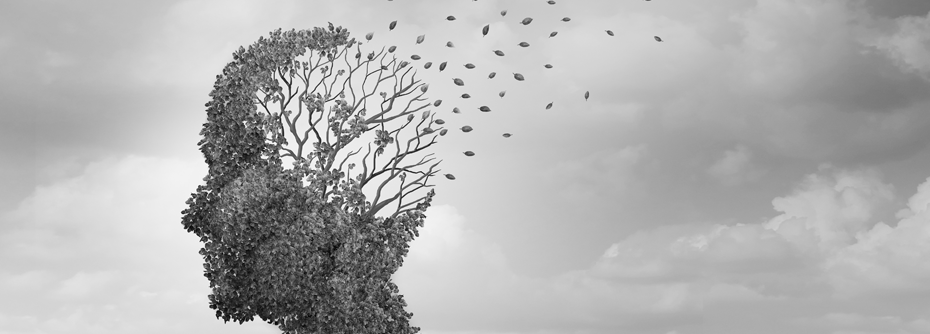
[2,0,930,333]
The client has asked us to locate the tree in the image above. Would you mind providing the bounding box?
[181,25,444,334]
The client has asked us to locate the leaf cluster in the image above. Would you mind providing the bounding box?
[182,25,428,334]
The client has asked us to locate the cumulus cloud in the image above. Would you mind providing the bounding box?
[0,155,279,334]
[862,11,930,79]
[395,167,930,334]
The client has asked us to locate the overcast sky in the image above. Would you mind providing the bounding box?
[3,0,930,333]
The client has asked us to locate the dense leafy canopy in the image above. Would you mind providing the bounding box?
[182,25,430,334]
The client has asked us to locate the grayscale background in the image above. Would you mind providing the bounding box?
[2,0,930,333]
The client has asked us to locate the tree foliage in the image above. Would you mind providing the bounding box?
[181,24,444,334]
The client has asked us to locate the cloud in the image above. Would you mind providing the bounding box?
[555,0,930,163]
[823,175,930,299]
[764,166,896,251]
[5,159,928,334]
[706,145,766,186]
[0,155,280,334]
[862,11,930,79]
[396,167,930,333]
[396,204,705,334]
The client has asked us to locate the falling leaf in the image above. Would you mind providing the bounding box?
[445,174,456,180]
[549,31,558,38]
[411,54,421,60]
[548,0,556,4]
[513,73,525,81]
[435,119,445,125]
[453,78,464,86]
[654,36,663,42]
[452,107,461,114]
[478,106,491,112]
[365,32,374,41]
[606,30,614,36]
[501,10,507,16]
[518,41,530,47]
[499,90,506,98]
[446,15,456,21]
[482,24,489,37]
[389,20,397,30]
[440,129,449,136]
[424,62,432,69]
[488,72,496,79]
[440,61,448,71]
[388,45,396,53]
[463,151,475,157]
[433,99,443,107]
[561,17,571,22]
[446,41,455,48]
[544,64,553,69]
[493,50,505,56]
[546,102,553,109]
[460,125,473,132]
[416,35,425,44]
[584,91,590,101]
[464,63,475,69]
[521,17,533,25]
[502,133,512,138]
[461,93,471,98]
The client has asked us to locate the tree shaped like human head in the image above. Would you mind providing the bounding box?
[181,24,442,334]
